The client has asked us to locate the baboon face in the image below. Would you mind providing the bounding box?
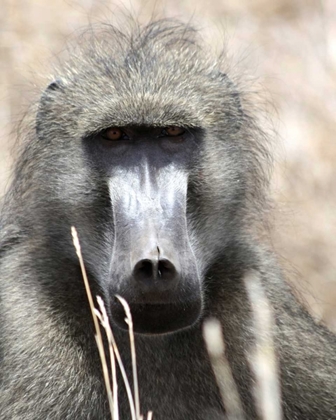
[85,125,202,334]
[34,23,252,335]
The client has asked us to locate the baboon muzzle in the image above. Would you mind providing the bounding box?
[108,161,201,334]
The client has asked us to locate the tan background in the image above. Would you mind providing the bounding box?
[1,0,336,329]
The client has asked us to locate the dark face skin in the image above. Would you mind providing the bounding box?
[85,126,202,335]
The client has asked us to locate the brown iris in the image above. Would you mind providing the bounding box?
[165,127,185,136]
[103,127,124,141]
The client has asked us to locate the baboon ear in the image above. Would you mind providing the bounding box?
[36,79,64,138]
[218,72,243,133]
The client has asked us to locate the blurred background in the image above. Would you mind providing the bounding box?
[1,0,336,329]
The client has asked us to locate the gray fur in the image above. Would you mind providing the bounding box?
[0,20,335,420]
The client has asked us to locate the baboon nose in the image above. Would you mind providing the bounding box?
[132,257,179,292]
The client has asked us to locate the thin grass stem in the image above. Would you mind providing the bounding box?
[116,295,141,420]
[71,226,114,419]
[95,297,119,420]
[203,318,245,420]
[244,270,282,420]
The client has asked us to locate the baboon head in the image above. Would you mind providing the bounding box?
[30,21,267,335]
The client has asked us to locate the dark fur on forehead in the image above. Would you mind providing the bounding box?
[60,19,209,89]
[40,19,239,132]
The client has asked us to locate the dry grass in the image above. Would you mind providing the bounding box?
[243,272,282,420]
[72,226,153,420]
[203,271,282,420]
[203,318,245,420]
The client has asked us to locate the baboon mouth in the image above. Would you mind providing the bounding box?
[111,300,202,335]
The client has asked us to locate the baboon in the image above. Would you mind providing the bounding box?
[0,20,335,420]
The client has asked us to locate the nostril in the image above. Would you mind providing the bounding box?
[158,259,177,281]
[133,259,154,281]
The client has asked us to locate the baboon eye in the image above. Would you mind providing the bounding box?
[163,127,185,137]
[102,127,126,141]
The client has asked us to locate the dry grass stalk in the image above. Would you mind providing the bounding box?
[244,271,282,420]
[71,226,114,419]
[116,295,141,420]
[94,296,138,420]
[94,297,119,420]
[72,226,152,420]
[203,318,245,420]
